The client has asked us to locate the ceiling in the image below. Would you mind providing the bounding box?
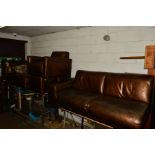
[0,26,87,37]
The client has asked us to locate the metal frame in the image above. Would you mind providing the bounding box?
[60,108,113,129]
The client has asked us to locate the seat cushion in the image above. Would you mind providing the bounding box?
[57,88,99,115]
[87,95,149,128]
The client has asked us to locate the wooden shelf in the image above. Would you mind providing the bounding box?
[120,56,145,59]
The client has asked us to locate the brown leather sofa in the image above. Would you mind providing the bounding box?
[49,70,154,128]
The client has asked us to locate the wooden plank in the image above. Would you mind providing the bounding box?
[120,56,145,59]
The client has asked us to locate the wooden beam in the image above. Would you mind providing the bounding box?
[120,56,145,59]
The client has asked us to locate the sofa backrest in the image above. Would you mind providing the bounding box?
[103,73,154,104]
[73,70,106,94]
[73,70,154,104]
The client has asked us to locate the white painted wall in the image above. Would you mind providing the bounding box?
[0,32,31,58]
[31,26,155,77]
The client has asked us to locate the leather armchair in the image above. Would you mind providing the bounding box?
[27,51,72,94]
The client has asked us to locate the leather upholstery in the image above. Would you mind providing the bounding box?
[27,56,45,77]
[103,73,153,104]
[27,51,72,93]
[49,70,154,128]
[103,73,123,98]
[87,95,149,128]
[1,51,72,94]
[73,70,106,94]
[44,56,71,79]
[51,51,69,59]
[57,88,99,115]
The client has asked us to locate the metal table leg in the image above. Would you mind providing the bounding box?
[63,110,66,128]
[81,117,84,129]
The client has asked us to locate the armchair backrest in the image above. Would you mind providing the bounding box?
[27,56,45,77]
[27,56,44,64]
[27,51,71,78]
[51,51,69,59]
[44,56,72,80]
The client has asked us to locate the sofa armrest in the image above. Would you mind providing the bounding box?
[49,79,74,99]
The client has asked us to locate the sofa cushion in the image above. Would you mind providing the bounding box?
[57,88,99,115]
[103,73,154,104]
[73,70,106,94]
[122,74,154,104]
[87,95,149,128]
[103,73,123,98]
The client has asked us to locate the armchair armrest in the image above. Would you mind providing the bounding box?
[49,79,74,99]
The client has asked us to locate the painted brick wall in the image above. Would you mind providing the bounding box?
[31,26,155,77]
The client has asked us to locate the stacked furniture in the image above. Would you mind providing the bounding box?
[26,51,72,117]
[1,59,28,112]
[1,51,72,93]
[27,51,72,94]
[1,59,28,88]
[0,51,72,115]
[49,70,154,129]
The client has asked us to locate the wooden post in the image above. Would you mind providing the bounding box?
[145,45,155,128]
[145,45,155,70]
